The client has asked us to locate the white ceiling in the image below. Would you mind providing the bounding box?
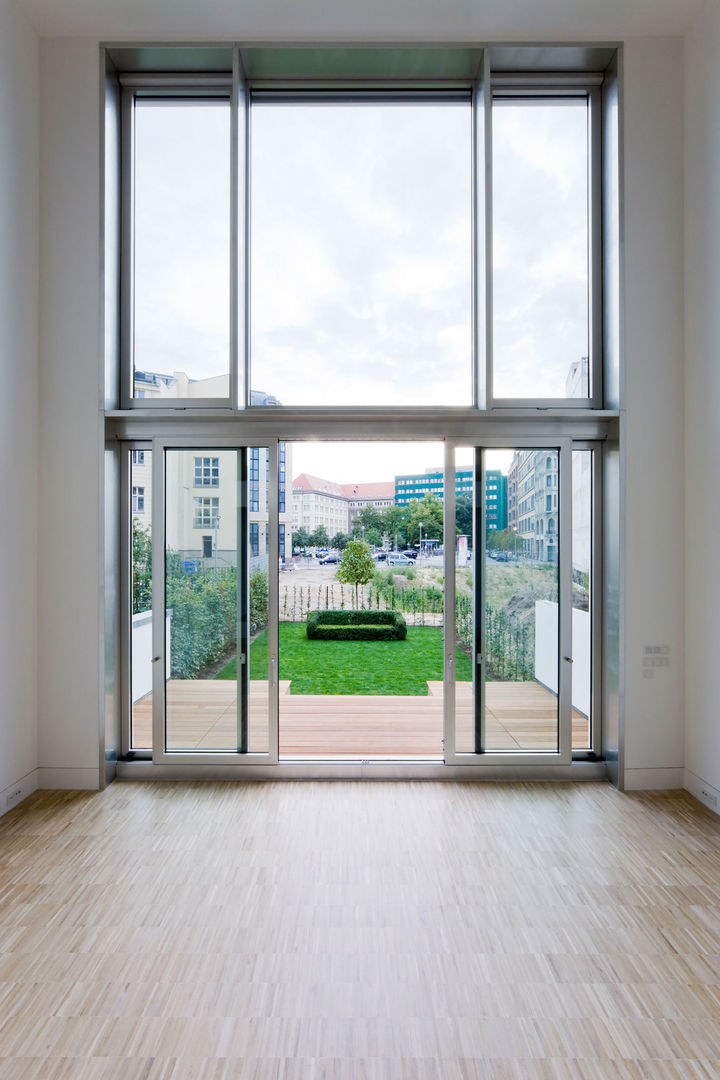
[15,0,709,41]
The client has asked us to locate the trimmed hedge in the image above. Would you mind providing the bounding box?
[306,608,407,641]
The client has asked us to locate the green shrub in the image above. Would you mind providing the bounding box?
[249,569,268,632]
[306,609,407,641]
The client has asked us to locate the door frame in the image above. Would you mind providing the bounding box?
[443,437,573,766]
[150,437,279,766]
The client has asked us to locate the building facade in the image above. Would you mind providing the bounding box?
[512,449,559,563]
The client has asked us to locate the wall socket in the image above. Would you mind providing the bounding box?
[5,786,24,810]
[700,788,718,810]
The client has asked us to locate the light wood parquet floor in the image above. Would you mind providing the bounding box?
[1,782,720,1078]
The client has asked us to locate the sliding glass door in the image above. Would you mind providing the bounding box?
[150,441,278,764]
[444,441,574,765]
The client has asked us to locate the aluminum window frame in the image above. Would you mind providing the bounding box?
[486,73,604,409]
[444,436,574,767]
[120,74,239,411]
[106,42,620,779]
[151,436,280,767]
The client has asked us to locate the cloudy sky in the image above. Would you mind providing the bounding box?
[133,94,589,408]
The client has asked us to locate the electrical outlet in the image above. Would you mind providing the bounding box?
[700,788,718,811]
[5,786,24,810]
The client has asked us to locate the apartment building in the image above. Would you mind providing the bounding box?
[292,474,395,537]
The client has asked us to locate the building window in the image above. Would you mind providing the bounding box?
[249,448,260,513]
[132,486,144,513]
[249,522,259,556]
[131,450,145,466]
[194,456,219,487]
[193,497,219,529]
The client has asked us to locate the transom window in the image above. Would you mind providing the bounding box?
[118,54,604,412]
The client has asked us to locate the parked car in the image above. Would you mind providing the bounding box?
[372,551,387,561]
[387,552,413,566]
[401,549,418,560]
[319,553,340,564]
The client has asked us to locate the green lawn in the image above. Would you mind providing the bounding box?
[216,622,472,695]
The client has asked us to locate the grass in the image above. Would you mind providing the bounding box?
[216,622,472,695]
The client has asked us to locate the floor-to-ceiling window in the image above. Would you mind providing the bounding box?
[105,44,619,774]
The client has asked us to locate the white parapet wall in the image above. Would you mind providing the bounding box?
[534,600,591,718]
[132,611,171,703]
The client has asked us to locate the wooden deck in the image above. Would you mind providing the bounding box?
[133,680,590,755]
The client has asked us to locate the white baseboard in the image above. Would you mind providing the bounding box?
[0,769,39,819]
[37,767,100,791]
[684,768,720,817]
[623,766,684,790]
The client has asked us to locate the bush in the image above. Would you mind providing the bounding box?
[166,559,237,679]
[249,569,268,632]
[306,609,407,641]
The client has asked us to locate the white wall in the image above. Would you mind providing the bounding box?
[37,40,102,790]
[26,35,690,793]
[534,601,591,719]
[0,0,39,812]
[684,0,720,811]
[622,39,686,790]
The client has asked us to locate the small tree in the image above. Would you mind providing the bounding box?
[331,532,351,551]
[336,539,376,609]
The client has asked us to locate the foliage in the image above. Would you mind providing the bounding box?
[216,622,472,694]
[336,539,376,607]
[405,493,444,548]
[351,504,384,536]
[309,525,329,547]
[486,527,518,552]
[249,570,268,632]
[455,492,473,538]
[292,527,311,550]
[132,517,152,614]
[331,532,351,551]
[165,556,237,679]
[306,608,407,641]
[380,505,408,548]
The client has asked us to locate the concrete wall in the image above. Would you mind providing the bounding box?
[621,38,686,791]
[0,0,40,816]
[38,40,103,790]
[684,0,720,814]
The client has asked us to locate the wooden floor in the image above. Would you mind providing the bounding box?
[133,681,590,755]
[1,782,720,1077]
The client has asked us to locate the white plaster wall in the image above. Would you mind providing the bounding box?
[28,34,689,791]
[37,39,102,789]
[622,39,685,789]
[684,0,720,803]
[0,0,39,802]
[534,601,591,719]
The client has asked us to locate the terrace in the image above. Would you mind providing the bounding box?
[133,680,589,756]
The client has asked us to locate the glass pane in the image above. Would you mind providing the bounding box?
[492,100,589,399]
[164,449,269,754]
[133,101,230,400]
[251,102,472,407]
[454,448,474,754]
[130,449,152,750]
[456,448,561,754]
[572,449,593,749]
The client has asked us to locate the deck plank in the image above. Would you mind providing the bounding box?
[133,679,590,755]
